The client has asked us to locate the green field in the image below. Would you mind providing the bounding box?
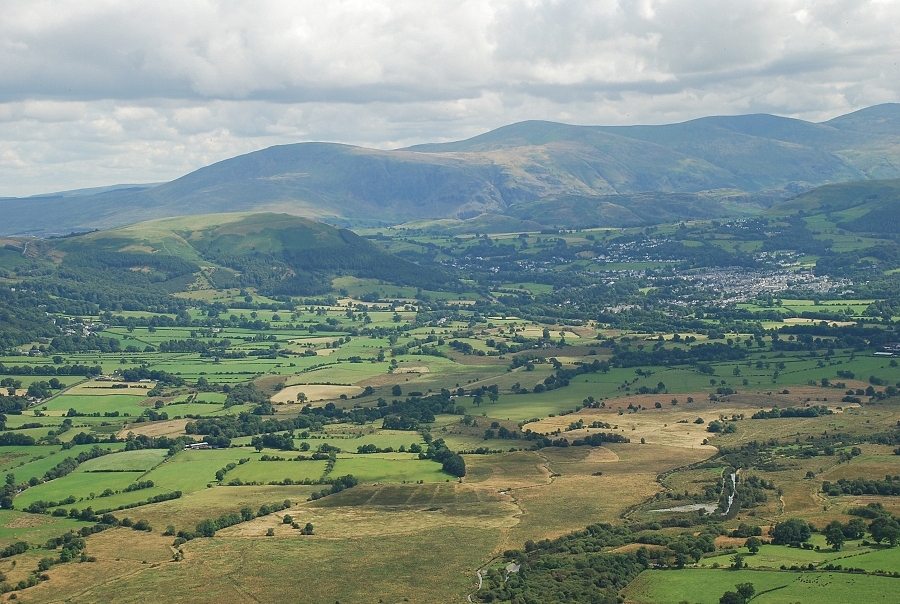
[226,459,328,484]
[624,568,900,603]
[332,455,452,483]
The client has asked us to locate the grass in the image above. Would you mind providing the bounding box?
[40,393,149,416]
[40,525,498,604]
[0,509,91,547]
[623,568,900,603]
[140,448,258,494]
[6,443,126,485]
[331,454,452,483]
[697,540,893,570]
[76,449,169,472]
[13,471,145,509]
[111,484,320,533]
[225,459,328,484]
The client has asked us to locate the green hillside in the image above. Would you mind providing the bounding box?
[774,178,900,234]
[48,213,453,296]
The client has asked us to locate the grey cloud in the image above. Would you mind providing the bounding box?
[1,0,898,196]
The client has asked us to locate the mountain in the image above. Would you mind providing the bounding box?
[33,213,453,296]
[2,104,899,236]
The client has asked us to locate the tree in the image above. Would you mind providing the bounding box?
[720,582,754,604]
[391,385,402,397]
[869,515,900,546]
[719,591,743,604]
[296,392,308,404]
[196,519,217,538]
[771,518,811,545]
[842,517,867,540]
[824,521,845,550]
[745,536,761,554]
[302,522,314,535]
[442,453,466,478]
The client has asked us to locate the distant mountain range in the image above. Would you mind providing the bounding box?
[2,103,899,236]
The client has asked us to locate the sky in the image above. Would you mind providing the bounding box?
[2,0,899,197]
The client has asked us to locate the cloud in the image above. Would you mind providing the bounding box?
[1,0,898,195]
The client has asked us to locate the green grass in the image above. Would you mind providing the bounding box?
[140,448,258,494]
[76,449,169,472]
[0,509,91,547]
[225,460,328,484]
[697,540,890,570]
[331,455,452,483]
[5,444,126,485]
[624,568,900,603]
[13,471,145,509]
[41,393,149,416]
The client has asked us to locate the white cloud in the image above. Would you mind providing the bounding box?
[0,0,898,195]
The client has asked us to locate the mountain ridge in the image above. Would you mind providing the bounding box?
[2,104,898,236]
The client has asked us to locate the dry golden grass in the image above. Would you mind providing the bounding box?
[111,485,321,534]
[393,365,430,374]
[714,535,749,548]
[524,404,729,450]
[9,528,174,604]
[463,450,553,490]
[116,418,190,439]
[270,383,363,403]
[20,523,499,603]
[499,444,713,547]
[222,484,517,540]
[3,515,52,529]
[610,543,669,554]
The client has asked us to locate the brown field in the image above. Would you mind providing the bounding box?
[223,483,517,540]
[3,515,52,529]
[500,444,713,547]
[112,485,322,534]
[270,383,363,403]
[116,418,190,439]
[8,528,174,604]
[16,523,498,603]
[524,402,732,449]
[393,365,430,374]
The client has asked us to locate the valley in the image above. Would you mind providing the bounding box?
[0,183,896,602]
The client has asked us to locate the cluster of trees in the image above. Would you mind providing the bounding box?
[479,515,724,602]
[718,583,756,604]
[120,366,184,385]
[0,362,102,377]
[302,391,463,428]
[523,430,630,449]
[223,382,271,408]
[823,476,900,496]
[0,287,61,350]
[177,499,294,541]
[771,518,812,545]
[185,412,321,441]
[308,474,359,501]
[250,433,296,451]
[610,342,747,368]
[751,405,833,419]
[419,439,466,477]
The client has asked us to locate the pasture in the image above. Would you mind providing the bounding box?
[623,568,899,603]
